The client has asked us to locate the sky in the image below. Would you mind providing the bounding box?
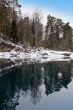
[19,0,73,27]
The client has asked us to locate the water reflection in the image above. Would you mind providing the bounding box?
[44,61,72,95]
[0,61,73,110]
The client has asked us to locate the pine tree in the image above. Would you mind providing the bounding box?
[10,19,18,42]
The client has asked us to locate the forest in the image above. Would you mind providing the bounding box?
[0,0,73,51]
[0,1,73,110]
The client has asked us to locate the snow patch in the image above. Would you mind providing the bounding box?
[0,48,72,63]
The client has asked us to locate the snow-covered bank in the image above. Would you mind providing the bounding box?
[0,34,72,63]
[0,48,72,63]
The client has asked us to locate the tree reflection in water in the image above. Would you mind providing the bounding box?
[0,61,72,109]
[44,61,72,95]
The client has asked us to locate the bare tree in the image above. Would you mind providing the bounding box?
[32,9,43,48]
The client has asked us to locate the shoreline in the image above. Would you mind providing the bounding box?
[0,49,72,63]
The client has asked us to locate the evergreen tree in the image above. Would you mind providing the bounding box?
[45,15,72,50]
[10,19,18,42]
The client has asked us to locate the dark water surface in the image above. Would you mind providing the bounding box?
[0,60,73,110]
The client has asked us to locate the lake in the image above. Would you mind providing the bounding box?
[0,60,73,110]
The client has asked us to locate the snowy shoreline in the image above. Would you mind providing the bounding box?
[0,48,73,63]
[0,36,73,63]
[0,48,73,75]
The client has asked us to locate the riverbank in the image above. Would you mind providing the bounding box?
[0,35,73,63]
[0,48,72,63]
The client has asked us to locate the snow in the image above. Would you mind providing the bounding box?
[0,36,72,63]
[59,33,63,38]
[69,53,73,59]
[0,48,72,63]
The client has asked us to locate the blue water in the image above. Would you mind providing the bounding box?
[0,61,73,110]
